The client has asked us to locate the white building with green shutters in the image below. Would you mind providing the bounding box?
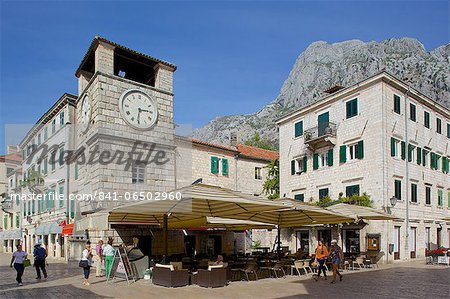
[275,71,450,263]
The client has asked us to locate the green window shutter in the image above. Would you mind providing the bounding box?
[438,190,443,206]
[411,183,417,203]
[222,158,229,176]
[210,157,219,174]
[74,162,78,180]
[313,153,319,170]
[430,153,436,169]
[346,99,358,118]
[16,214,20,228]
[408,144,414,162]
[416,147,422,165]
[394,180,402,200]
[31,199,35,214]
[448,191,450,208]
[339,145,347,163]
[327,149,333,166]
[294,121,303,137]
[294,194,305,202]
[303,157,307,172]
[390,138,396,157]
[357,140,364,159]
[291,160,296,175]
[401,141,406,160]
[70,199,75,219]
[424,111,430,128]
[422,151,427,167]
[59,185,64,208]
[394,95,401,114]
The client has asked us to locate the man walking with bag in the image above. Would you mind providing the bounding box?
[33,242,48,280]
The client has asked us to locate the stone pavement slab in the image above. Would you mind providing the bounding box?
[1,254,449,299]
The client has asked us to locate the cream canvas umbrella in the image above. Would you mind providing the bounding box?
[230,198,355,228]
[326,203,398,220]
[168,216,276,230]
[108,184,286,255]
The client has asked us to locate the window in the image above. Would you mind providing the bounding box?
[346,98,358,119]
[348,143,361,161]
[319,188,329,199]
[51,119,56,134]
[294,194,304,202]
[132,162,145,184]
[422,150,428,167]
[210,156,219,174]
[291,157,307,175]
[411,183,417,203]
[436,118,442,134]
[448,191,450,208]
[438,189,443,207]
[59,111,65,125]
[409,103,416,121]
[424,111,430,128]
[222,158,229,176]
[393,95,401,114]
[43,158,48,175]
[447,123,450,138]
[346,185,360,197]
[51,152,56,172]
[37,133,41,145]
[58,146,64,168]
[313,149,333,169]
[390,138,400,158]
[425,186,431,205]
[254,167,262,180]
[44,127,48,140]
[74,162,78,180]
[407,144,415,162]
[394,180,402,200]
[59,185,64,208]
[70,199,75,219]
[294,121,303,137]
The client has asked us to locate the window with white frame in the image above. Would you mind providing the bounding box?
[291,156,306,174]
[348,143,359,161]
[132,162,146,184]
[318,152,329,168]
[52,119,56,134]
[254,167,262,180]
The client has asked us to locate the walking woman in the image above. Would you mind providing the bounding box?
[103,238,115,281]
[313,239,329,281]
[80,241,93,286]
[10,244,27,286]
[329,239,343,283]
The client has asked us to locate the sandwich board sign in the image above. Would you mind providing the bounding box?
[107,246,137,284]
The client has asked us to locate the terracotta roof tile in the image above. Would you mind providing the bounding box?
[236,144,278,161]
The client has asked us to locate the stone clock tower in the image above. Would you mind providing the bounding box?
[73,36,177,213]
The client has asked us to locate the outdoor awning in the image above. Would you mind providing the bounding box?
[442,217,450,222]
[108,184,286,225]
[62,223,74,236]
[326,203,397,220]
[35,222,63,235]
[230,198,355,228]
[1,229,21,240]
[167,216,276,230]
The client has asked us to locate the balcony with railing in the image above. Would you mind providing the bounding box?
[304,122,337,150]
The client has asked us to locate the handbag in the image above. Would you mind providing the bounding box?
[79,260,89,268]
[23,258,31,268]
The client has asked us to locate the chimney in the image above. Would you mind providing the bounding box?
[230,132,239,146]
[324,85,345,94]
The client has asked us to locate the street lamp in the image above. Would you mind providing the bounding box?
[390,196,397,208]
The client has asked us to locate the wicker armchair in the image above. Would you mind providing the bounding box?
[194,266,228,288]
[152,264,189,287]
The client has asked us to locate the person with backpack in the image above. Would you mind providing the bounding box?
[33,242,48,280]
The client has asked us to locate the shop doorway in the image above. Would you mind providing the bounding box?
[207,236,222,256]
[184,235,196,258]
[318,229,332,248]
[410,227,416,258]
[393,226,400,260]
[343,229,360,253]
[296,230,310,254]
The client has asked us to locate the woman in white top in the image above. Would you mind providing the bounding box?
[81,241,93,286]
[10,244,27,286]
[103,238,115,280]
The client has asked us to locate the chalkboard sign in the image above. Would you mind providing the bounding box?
[107,246,137,284]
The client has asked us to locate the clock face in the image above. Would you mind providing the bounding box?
[81,95,91,132]
[119,89,158,130]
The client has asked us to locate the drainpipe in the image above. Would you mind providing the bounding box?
[404,83,411,259]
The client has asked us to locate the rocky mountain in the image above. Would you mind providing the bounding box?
[192,38,450,147]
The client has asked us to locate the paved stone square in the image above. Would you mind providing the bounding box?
[0,254,448,298]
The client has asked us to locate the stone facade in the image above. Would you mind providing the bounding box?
[273,72,450,263]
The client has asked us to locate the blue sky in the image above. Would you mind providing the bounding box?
[0,0,448,154]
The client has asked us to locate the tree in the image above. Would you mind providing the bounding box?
[244,133,277,151]
[263,159,279,199]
